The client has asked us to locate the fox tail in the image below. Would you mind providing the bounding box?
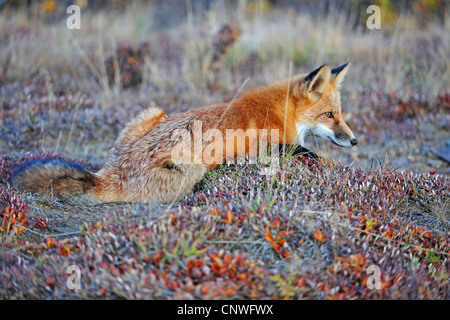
[10,159,99,201]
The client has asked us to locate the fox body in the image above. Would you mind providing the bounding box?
[11,64,357,203]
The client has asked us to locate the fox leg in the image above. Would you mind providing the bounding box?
[137,160,208,203]
[279,144,320,160]
[94,155,208,204]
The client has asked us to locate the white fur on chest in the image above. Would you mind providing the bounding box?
[295,123,311,145]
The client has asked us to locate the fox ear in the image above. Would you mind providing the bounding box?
[302,65,331,100]
[331,63,351,89]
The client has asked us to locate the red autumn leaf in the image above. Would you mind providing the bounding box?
[225,289,234,296]
[314,230,323,242]
[46,278,56,288]
[153,251,163,267]
[59,246,71,257]
[273,218,280,228]
[210,253,219,259]
[35,217,49,229]
[194,259,203,268]
[46,237,57,248]
[227,211,233,224]
[272,243,281,253]
[238,273,247,281]
[258,205,268,214]
[223,255,232,265]
[276,231,287,240]
[265,232,275,243]
[170,213,178,225]
[211,262,221,274]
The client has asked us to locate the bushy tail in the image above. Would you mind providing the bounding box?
[11,159,98,200]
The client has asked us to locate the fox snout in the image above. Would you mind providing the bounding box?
[333,131,357,148]
[309,124,357,148]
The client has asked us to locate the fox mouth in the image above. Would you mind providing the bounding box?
[306,125,357,148]
[311,132,350,148]
[333,132,357,147]
[330,137,352,148]
[312,129,354,148]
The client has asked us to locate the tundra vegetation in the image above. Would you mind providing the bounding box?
[0,0,448,299]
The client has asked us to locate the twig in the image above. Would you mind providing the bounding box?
[22,226,83,238]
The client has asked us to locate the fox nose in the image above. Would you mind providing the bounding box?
[350,138,358,146]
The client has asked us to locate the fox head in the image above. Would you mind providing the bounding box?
[292,63,357,148]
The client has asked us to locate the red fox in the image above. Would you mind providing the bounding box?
[11,64,357,203]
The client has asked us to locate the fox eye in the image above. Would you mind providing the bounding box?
[325,112,334,118]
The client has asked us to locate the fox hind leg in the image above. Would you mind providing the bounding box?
[137,160,208,204]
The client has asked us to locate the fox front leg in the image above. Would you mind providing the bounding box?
[279,144,320,161]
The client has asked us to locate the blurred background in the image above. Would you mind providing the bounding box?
[0,0,449,174]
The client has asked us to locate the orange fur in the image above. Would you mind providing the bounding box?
[12,64,357,203]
